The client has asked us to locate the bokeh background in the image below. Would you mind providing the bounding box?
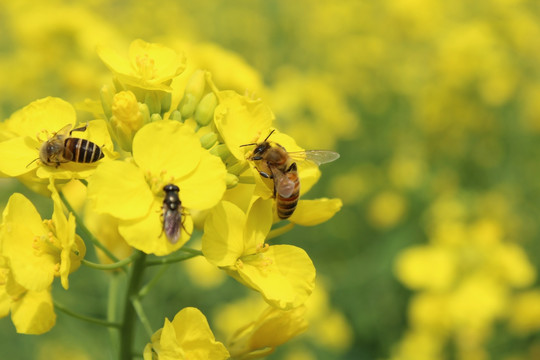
[2,0,540,359]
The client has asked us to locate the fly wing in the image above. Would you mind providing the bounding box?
[163,208,182,244]
[288,150,340,166]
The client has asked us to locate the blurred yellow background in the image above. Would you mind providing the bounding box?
[2,0,540,359]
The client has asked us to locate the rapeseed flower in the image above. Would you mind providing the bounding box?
[202,198,315,309]
[0,97,113,181]
[98,39,186,93]
[143,307,229,360]
[87,120,227,255]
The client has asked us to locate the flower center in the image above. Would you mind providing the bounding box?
[135,54,157,80]
[32,220,62,259]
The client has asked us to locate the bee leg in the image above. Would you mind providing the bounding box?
[70,123,88,135]
[255,166,273,179]
[286,162,297,172]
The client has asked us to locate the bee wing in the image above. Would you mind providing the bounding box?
[272,167,295,198]
[288,150,340,166]
[55,124,74,137]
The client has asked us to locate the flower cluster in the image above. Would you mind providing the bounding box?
[0,39,341,358]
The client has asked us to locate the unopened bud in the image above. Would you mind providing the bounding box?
[100,85,115,119]
[178,70,206,118]
[170,110,183,122]
[199,132,218,149]
[194,92,217,127]
[226,173,239,188]
[209,144,231,160]
[110,90,144,151]
[145,91,161,115]
[150,113,162,122]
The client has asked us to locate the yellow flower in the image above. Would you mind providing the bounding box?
[98,39,186,92]
[87,120,227,255]
[212,89,274,163]
[143,307,229,360]
[202,199,315,309]
[227,305,308,359]
[0,256,57,335]
[109,90,149,152]
[508,290,540,334]
[1,190,85,291]
[0,97,114,181]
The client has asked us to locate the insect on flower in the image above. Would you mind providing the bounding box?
[162,184,186,244]
[38,123,104,167]
[241,130,340,219]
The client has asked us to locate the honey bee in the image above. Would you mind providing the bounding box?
[162,184,185,244]
[39,124,104,167]
[241,130,340,219]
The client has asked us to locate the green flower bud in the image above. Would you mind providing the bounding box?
[199,132,218,149]
[160,91,172,113]
[100,84,115,120]
[150,113,163,122]
[226,173,239,188]
[194,92,217,127]
[209,144,231,160]
[178,70,206,118]
[145,91,161,115]
[170,110,183,122]
[226,158,250,176]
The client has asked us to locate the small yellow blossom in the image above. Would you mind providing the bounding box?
[202,199,315,309]
[143,307,229,360]
[227,305,308,359]
[1,191,85,291]
[88,120,227,255]
[0,97,114,181]
[98,39,186,92]
[109,90,149,151]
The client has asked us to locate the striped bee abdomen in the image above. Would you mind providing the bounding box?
[276,165,300,219]
[64,138,104,163]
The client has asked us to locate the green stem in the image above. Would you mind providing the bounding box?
[266,222,295,240]
[119,251,147,360]
[108,273,121,353]
[54,300,120,328]
[59,191,121,264]
[81,253,137,271]
[145,250,202,266]
[132,298,154,338]
[138,264,170,298]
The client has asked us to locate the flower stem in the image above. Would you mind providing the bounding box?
[119,250,146,360]
[59,190,121,264]
[108,273,121,354]
[81,253,137,271]
[132,298,153,338]
[54,300,120,328]
[145,250,201,266]
[267,222,295,240]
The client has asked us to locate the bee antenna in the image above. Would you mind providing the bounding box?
[26,157,40,168]
[240,129,276,147]
[263,129,275,142]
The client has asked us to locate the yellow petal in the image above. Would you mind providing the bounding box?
[11,289,56,334]
[214,91,274,161]
[244,197,273,251]
[1,194,55,291]
[238,245,315,309]
[171,307,230,359]
[178,151,227,210]
[118,199,193,256]
[87,161,153,220]
[3,97,76,139]
[202,201,246,267]
[133,120,201,180]
[289,198,342,226]
[0,137,40,177]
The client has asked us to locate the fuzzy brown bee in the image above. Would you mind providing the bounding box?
[39,124,104,167]
[242,130,339,219]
